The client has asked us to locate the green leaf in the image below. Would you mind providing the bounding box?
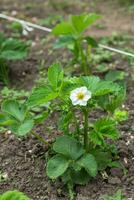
[48,63,63,90]
[0,50,27,60]
[53,36,75,49]
[80,76,100,93]
[90,131,104,146]
[2,100,27,121]
[0,113,14,126]
[100,87,126,113]
[0,38,28,60]
[84,36,98,47]
[94,117,115,131]
[46,155,69,179]
[71,169,90,185]
[0,33,5,46]
[105,70,126,82]
[52,22,75,36]
[0,190,30,200]
[71,13,100,35]
[92,150,112,170]
[17,119,34,136]
[114,110,128,122]
[77,154,97,177]
[34,111,49,124]
[53,135,84,160]
[27,86,58,107]
[92,117,119,140]
[94,81,120,96]
[58,111,73,133]
[60,77,80,97]
[52,13,100,36]
[103,190,126,200]
[80,76,120,96]
[10,119,34,136]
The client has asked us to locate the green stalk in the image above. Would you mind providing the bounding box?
[83,109,89,152]
[0,59,9,85]
[80,47,88,76]
[68,183,74,200]
[73,110,80,140]
[31,131,50,146]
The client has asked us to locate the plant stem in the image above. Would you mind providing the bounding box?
[83,109,89,152]
[31,131,50,146]
[68,183,74,200]
[73,110,80,140]
[80,47,88,76]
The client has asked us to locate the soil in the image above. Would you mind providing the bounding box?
[0,0,134,199]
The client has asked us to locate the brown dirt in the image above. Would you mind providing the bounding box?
[0,0,134,199]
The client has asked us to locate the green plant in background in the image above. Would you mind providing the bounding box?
[52,13,100,75]
[0,99,49,145]
[103,190,128,200]
[10,22,24,35]
[0,190,30,200]
[130,58,134,81]
[0,32,29,85]
[39,15,63,26]
[0,63,127,199]
[0,87,29,102]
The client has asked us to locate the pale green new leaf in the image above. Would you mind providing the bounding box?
[90,130,104,146]
[0,190,30,200]
[93,117,119,140]
[46,155,69,179]
[77,154,97,177]
[94,117,115,131]
[53,135,84,160]
[48,63,63,90]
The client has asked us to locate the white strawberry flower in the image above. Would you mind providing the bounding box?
[70,86,91,106]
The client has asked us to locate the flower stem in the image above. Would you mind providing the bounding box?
[73,111,80,140]
[31,131,50,146]
[83,109,89,152]
[68,183,74,200]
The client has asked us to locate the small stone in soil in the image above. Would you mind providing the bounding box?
[108,177,121,185]
[110,168,123,178]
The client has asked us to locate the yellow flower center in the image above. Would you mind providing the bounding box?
[77,92,85,100]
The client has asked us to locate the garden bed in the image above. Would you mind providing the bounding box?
[0,0,134,199]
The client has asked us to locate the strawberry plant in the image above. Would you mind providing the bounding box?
[0,63,127,199]
[0,32,29,85]
[52,13,100,75]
